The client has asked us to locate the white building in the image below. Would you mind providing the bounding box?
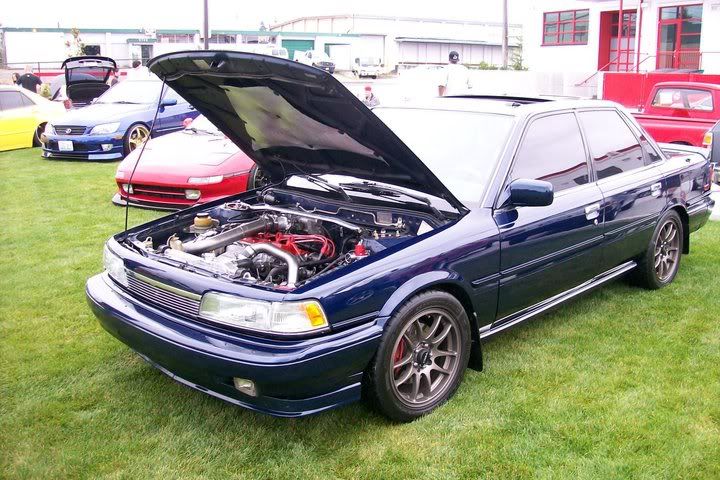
[524,0,720,74]
[270,15,522,71]
[0,27,289,69]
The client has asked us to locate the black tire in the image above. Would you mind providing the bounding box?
[246,164,270,190]
[364,290,471,422]
[33,123,46,147]
[123,123,150,157]
[631,210,683,289]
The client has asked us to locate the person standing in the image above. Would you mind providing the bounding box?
[361,85,380,108]
[17,66,43,93]
[438,51,472,97]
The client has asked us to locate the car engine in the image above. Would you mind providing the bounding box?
[132,200,435,289]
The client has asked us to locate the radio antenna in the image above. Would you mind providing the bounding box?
[122,78,167,238]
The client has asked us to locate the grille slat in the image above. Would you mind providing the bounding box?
[54,125,87,135]
[131,184,187,199]
[126,273,200,318]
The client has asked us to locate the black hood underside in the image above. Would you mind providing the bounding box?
[147,51,464,211]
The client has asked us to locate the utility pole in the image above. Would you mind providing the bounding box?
[203,0,209,50]
[501,0,509,69]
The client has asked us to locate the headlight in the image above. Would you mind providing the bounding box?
[199,293,328,334]
[103,243,128,287]
[187,175,224,185]
[185,189,201,200]
[90,122,120,135]
[44,123,55,135]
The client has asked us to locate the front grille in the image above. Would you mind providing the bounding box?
[131,184,187,199]
[48,141,92,152]
[54,125,87,135]
[126,271,201,318]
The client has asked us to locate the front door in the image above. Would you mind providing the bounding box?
[0,90,35,150]
[657,4,703,70]
[494,112,605,321]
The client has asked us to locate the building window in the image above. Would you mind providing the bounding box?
[609,11,637,72]
[543,10,589,45]
[158,34,194,43]
[657,4,703,69]
[209,34,236,44]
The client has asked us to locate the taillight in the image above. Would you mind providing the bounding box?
[705,162,715,191]
[702,131,713,148]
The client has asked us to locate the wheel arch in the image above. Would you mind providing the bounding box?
[378,272,481,346]
[667,204,690,254]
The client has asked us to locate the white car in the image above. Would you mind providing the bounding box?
[352,57,383,78]
[293,50,335,73]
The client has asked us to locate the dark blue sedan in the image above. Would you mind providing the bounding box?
[86,52,714,421]
[42,80,198,160]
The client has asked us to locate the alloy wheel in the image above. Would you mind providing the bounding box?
[654,220,680,281]
[390,309,461,407]
[127,125,150,152]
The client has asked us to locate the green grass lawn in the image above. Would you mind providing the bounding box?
[1,148,719,479]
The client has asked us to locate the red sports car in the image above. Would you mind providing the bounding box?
[113,116,267,209]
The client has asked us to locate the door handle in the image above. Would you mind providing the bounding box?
[584,203,601,222]
[650,182,662,197]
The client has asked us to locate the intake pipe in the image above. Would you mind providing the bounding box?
[178,216,276,254]
[241,243,299,288]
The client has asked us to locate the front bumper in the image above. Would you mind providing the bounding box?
[86,273,383,417]
[42,133,125,160]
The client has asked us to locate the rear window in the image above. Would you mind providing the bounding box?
[374,107,514,202]
[651,88,713,111]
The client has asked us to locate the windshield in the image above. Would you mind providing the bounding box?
[373,107,514,203]
[96,80,163,104]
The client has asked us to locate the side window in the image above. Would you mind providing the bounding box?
[0,91,27,111]
[621,112,663,165]
[578,110,645,179]
[19,92,35,107]
[162,87,185,104]
[510,113,589,193]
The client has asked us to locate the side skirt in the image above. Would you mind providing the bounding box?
[479,260,637,339]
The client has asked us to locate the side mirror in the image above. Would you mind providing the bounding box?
[160,97,177,107]
[506,179,554,207]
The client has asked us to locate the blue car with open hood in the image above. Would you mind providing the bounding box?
[42,78,198,160]
[86,51,714,421]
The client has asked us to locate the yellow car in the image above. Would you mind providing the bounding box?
[0,85,66,152]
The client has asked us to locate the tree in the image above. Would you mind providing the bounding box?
[64,28,85,57]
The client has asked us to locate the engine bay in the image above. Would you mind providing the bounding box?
[128,195,442,289]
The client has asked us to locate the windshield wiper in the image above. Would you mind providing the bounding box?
[296,175,352,202]
[184,127,219,135]
[112,100,142,104]
[339,181,443,218]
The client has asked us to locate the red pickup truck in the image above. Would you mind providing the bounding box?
[633,81,720,147]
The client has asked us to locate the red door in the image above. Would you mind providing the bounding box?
[656,4,703,70]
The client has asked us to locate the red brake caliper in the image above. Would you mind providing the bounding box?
[393,339,406,376]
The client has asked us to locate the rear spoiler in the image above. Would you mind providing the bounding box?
[657,142,709,159]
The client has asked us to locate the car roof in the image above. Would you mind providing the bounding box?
[653,81,720,90]
[374,96,621,116]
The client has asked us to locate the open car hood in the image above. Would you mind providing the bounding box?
[147,51,465,211]
[62,56,117,105]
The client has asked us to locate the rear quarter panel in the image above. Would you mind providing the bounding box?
[634,114,714,146]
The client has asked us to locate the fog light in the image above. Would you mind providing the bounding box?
[122,183,134,194]
[233,377,257,396]
[101,144,113,152]
[185,189,201,200]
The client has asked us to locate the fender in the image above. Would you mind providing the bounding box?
[377,270,462,318]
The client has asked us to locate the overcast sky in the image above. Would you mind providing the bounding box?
[1,0,524,30]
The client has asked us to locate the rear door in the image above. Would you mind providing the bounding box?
[0,91,35,150]
[494,112,605,320]
[577,109,667,269]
